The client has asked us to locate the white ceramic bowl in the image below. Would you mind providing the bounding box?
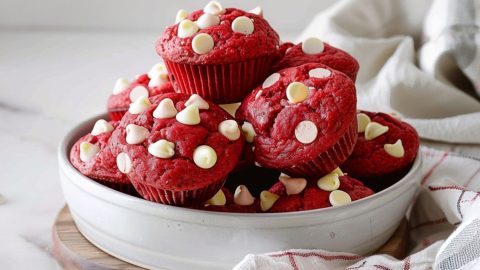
[58,114,422,270]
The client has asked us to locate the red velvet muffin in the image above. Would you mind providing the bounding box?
[202,168,374,213]
[277,42,294,57]
[202,187,260,213]
[237,63,357,178]
[157,2,280,103]
[341,111,420,190]
[267,171,374,213]
[108,92,244,206]
[107,63,175,121]
[272,37,359,81]
[70,120,135,193]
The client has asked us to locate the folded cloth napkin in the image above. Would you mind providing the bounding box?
[234,148,480,270]
[234,0,480,269]
[298,0,480,145]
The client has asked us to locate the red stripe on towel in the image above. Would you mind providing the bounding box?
[421,151,449,185]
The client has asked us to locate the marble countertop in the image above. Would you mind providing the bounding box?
[1,29,479,269]
[0,29,189,269]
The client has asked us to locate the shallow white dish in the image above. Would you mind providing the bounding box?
[58,114,422,270]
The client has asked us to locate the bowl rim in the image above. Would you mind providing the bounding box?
[59,113,422,225]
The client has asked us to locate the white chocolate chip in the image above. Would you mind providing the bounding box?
[279,173,290,179]
[148,139,175,159]
[234,185,255,206]
[128,96,152,114]
[332,167,344,176]
[125,124,150,145]
[219,103,241,117]
[91,119,114,136]
[365,122,389,140]
[148,76,168,88]
[262,73,280,88]
[249,6,263,17]
[389,111,403,120]
[203,1,224,15]
[218,120,241,141]
[241,122,256,143]
[260,191,280,212]
[193,145,217,169]
[192,33,214,54]
[176,105,201,125]
[329,190,352,207]
[317,173,340,191]
[280,177,307,195]
[255,90,263,100]
[309,68,331,79]
[286,82,308,103]
[205,189,226,206]
[129,85,149,102]
[116,153,132,174]
[384,139,405,158]
[79,142,100,162]
[295,120,318,144]
[196,13,220,29]
[185,94,209,110]
[147,62,168,79]
[112,78,129,95]
[175,9,189,23]
[232,16,254,35]
[147,63,169,87]
[357,113,371,133]
[302,37,325,54]
[153,98,178,119]
[177,19,199,38]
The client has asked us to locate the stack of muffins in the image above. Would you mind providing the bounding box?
[70,2,420,213]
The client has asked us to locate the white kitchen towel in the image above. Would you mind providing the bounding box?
[297,0,480,145]
[235,0,480,269]
[234,148,480,270]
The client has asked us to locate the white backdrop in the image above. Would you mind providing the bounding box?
[0,0,336,34]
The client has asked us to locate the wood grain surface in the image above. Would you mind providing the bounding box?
[52,205,409,270]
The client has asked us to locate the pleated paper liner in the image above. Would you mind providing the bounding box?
[131,178,226,206]
[283,119,358,179]
[164,55,275,104]
[97,180,139,197]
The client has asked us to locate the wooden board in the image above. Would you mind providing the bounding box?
[52,205,409,270]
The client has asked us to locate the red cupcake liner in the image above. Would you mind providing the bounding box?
[164,55,275,103]
[131,178,226,206]
[283,119,358,178]
[98,180,139,197]
[108,108,127,122]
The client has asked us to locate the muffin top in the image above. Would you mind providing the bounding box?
[273,38,360,81]
[268,173,374,213]
[201,168,374,213]
[107,63,175,112]
[157,3,280,64]
[70,120,130,184]
[342,111,419,178]
[237,63,357,169]
[108,92,244,191]
[201,187,261,213]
